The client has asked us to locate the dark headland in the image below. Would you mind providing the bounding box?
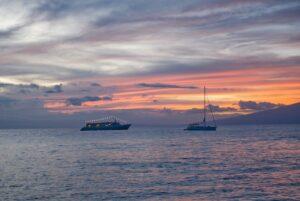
[217,102,300,125]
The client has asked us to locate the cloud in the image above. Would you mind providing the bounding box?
[0,0,299,82]
[0,82,39,89]
[90,83,101,87]
[238,101,283,111]
[134,56,300,77]
[137,83,198,89]
[66,95,112,106]
[0,82,66,96]
[0,82,40,94]
[45,84,63,94]
[185,104,237,114]
[0,0,299,127]
[99,96,113,101]
[208,104,237,113]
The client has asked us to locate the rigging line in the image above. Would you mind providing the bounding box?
[207,97,217,127]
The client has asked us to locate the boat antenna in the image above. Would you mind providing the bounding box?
[203,86,206,126]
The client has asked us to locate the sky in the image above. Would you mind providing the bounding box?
[0,0,300,127]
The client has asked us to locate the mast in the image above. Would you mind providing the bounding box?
[208,100,217,127]
[203,86,206,125]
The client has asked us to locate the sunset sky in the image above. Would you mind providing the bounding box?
[0,0,299,127]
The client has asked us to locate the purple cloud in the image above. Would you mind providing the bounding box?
[239,101,283,111]
[137,83,198,89]
[66,96,112,106]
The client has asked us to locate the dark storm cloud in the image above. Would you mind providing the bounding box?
[137,83,198,89]
[66,95,112,106]
[238,101,283,111]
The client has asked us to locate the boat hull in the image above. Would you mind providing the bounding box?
[80,124,131,131]
[185,126,217,131]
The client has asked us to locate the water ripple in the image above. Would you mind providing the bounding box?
[0,125,299,200]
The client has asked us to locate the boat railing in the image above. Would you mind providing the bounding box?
[85,116,128,124]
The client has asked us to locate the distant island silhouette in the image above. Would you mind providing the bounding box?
[217,102,300,125]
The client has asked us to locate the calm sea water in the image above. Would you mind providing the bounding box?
[0,125,299,201]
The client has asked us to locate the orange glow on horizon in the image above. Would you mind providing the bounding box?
[43,66,300,114]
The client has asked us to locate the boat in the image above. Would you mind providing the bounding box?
[80,116,131,131]
[185,86,217,131]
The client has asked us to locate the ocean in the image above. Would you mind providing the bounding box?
[0,125,299,201]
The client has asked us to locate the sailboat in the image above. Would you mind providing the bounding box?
[185,86,217,131]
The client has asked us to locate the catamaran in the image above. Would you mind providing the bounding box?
[185,86,217,131]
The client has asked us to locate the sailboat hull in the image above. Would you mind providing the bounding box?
[185,125,217,131]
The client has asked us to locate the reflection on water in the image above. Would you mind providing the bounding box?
[0,125,299,200]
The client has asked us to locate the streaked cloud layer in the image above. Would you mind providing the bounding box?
[0,0,299,127]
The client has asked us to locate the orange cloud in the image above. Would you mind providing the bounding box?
[43,66,300,114]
